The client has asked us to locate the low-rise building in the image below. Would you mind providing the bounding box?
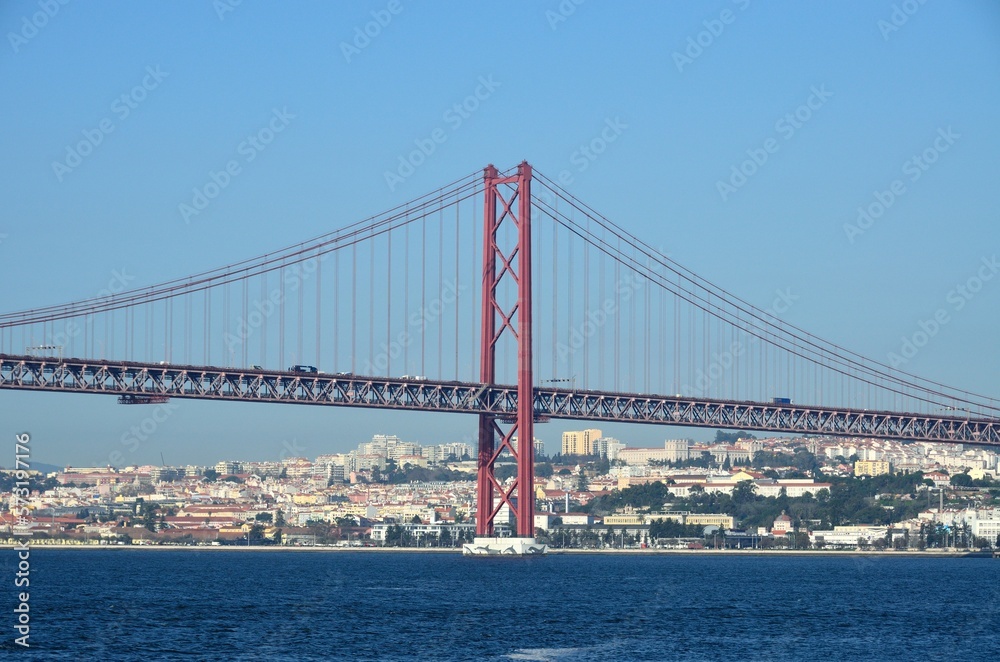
[809,525,888,547]
[771,513,793,534]
[604,508,645,526]
[686,514,734,529]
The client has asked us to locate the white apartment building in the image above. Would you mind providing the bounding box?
[214,460,242,475]
[593,437,625,461]
[972,518,1000,542]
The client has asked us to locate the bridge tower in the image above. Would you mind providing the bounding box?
[468,161,543,554]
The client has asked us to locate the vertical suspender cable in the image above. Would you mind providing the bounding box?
[614,237,620,389]
[242,271,248,368]
[568,206,574,382]
[421,213,426,376]
[297,257,304,366]
[471,181,479,382]
[185,290,191,365]
[261,270,268,368]
[403,213,409,374]
[674,275,680,394]
[455,192,460,380]
[387,226,392,375]
[334,248,339,371]
[552,197,558,382]
[223,281,229,365]
[598,220,605,388]
[438,201,444,379]
[166,298,172,363]
[369,236,375,374]
[629,251,636,392]
[702,303,707,396]
[351,243,357,374]
[279,263,286,369]
[583,213,590,388]
[315,252,321,369]
[645,270,650,394]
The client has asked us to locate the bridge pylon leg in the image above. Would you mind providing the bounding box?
[475,162,536,541]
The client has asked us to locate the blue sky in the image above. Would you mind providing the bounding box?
[1,1,998,467]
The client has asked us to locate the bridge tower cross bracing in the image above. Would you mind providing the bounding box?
[477,161,535,538]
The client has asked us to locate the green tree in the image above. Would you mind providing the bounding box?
[255,512,273,523]
[792,448,821,474]
[140,503,160,533]
[732,480,757,506]
[715,430,755,443]
[595,456,611,476]
[950,473,973,487]
[203,469,219,482]
[495,464,518,481]
[586,481,673,514]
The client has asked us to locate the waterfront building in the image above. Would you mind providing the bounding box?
[686,514,735,529]
[809,525,889,547]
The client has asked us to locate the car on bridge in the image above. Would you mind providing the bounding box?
[289,365,318,374]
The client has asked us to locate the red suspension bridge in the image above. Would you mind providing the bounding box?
[2,162,998,543]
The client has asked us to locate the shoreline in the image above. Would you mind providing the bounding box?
[2,544,993,558]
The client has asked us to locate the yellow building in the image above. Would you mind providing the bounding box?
[854,460,891,477]
[604,506,645,526]
[561,428,603,456]
[604,513,646,526]
[686,514,735,529]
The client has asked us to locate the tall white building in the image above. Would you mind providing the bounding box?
[215,460,242,475]
[421,442,472,463]
[511,436,545,457]
[593,437,625,460]
[358,434,419,461]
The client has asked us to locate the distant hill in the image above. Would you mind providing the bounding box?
[0,462,63,475]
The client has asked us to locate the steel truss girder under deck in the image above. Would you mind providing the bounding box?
[1,354,998,447]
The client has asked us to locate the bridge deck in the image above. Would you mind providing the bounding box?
[1,354,997,446]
